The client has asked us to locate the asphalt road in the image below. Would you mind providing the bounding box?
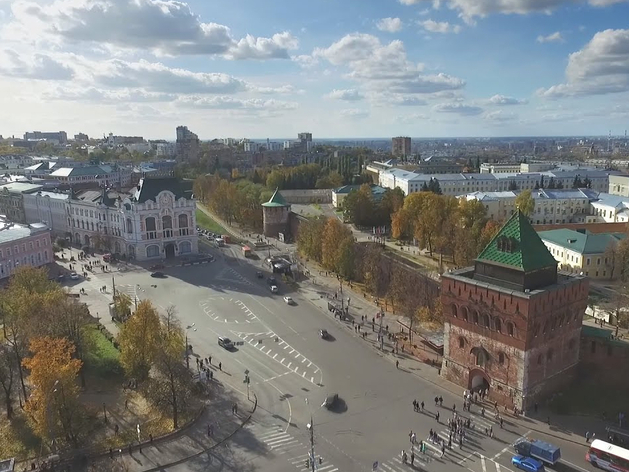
[74,245,600,472]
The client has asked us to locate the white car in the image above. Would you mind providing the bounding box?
[283,296,293,305]
[70,272,79,280]
[270,285,278,294]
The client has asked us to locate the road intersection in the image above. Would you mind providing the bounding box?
[69,245,599,472]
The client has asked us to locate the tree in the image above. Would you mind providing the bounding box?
[342,185,374,226]
[515,189,535,217]
[23,337,83,446]
[321,218,354,274]
[147,307,193,430]
[296,216,327,262]
[427,178,442,195]
[113,292,133,322]
[0,344,16,419]
[478,220,502,253]
[572,176,583,188]
[118,300,161,382]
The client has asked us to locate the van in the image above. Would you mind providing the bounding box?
[218,337,234,350]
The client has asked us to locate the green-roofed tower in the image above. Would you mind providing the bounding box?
[474,210,558,291]
[262,188,291,238]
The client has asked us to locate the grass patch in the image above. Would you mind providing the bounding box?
[0,412,40,459]
[83,324,123,379]
[195,208,228,235]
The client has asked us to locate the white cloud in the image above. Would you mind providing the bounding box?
[538,28,629,97]
[0,49,73,80]
[433,102,483,115]
[292,54,319,68]
[5,0,298,60]
[537,32,564,43]
[339,108,369,119]
[175,96,298,110]
[326,89,364,101]
[396,113,429,123]
[43,86,174,102]
[487,94,528,105]
[419,20,462,34]
[255,84,300,94]
[483,110,518,121]
[397,0,629,22]
[377,17,403,33]
[313,34,465,95]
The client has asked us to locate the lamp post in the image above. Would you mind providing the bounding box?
[244,370,250,401]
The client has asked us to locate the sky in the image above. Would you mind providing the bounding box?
[1,0,629,140]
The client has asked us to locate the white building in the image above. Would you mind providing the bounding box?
[124,142,151,154]
[50,165,133,187]
[589,193,629,223]
[23,190,69,236]
[67,176,198,261]
[155,142,176,157]
[244,142,262,153]
[608,174,629,196]
[379,168,617,197]
[0,217,52,279]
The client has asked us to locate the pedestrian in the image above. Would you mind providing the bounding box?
[207,423,211,436]
[500,418,504,428]
[547,416,551,426]
[534,402,538,414]
[436,412,440,423]
[219,362,222,371]
[421,401,425,411]
[411,432,416,445]
[234,403,238,414]
[586,431,591,443]
[435,396,439,407]
[411,451,415,465]
[396,360,399,369]
[413,400,417,411]
[441,444,446,457]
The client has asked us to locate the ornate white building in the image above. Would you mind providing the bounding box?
[67,176,198,260]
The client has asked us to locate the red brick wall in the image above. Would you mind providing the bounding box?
[579,335,629,386]
[533,222,628,233]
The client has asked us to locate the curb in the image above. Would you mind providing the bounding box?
[140,393,258,472]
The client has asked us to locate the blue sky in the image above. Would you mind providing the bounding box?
[1,0,629,140]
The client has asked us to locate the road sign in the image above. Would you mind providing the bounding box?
[373,461,378,470]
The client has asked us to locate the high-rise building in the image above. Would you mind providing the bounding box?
[24,131,68,144]
[392,136,411,157]
[176,126,200,162]
[298,132,313,152]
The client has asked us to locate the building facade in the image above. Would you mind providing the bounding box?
[23,190,69,236]
[0,182,43,223]
[0,218,52,279]
[392,136,411,157]
[176,126,200,162]
[608,174,629,196]
[440,212,589,410]
[67,176,198,261]
[539,229,625,279]
[24,131,68,143]
[49,165,132,188]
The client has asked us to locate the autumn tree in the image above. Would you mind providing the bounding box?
[23,337,83,446]
[515,189,535,217]
[0,344,16,419]
[147,307,193,429]
[296,216,327,262]
[379,187,405,224]
[342,184,375,226]
[321,218,354,276]
[118,300,161,382]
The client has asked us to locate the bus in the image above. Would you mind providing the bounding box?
[586,439,629,472]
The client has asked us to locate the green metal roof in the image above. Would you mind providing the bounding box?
[476,210,557,273]
[538,229,625,255]
[262,188,289,207]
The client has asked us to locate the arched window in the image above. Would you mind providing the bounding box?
[179,241,192,254]
[146,217,157,239]
[473,311,479,324]
[458,336,465,348]
[471,347,489,367]
[146,245,160,258]
[126,218,133,234]
[451,304,458,318]
[462,307,469,322]
[498,352,505,365]
[178,214,189,236]
[482,314,490,328]
[506,322,515,337]
[494,318,502,333]
[162,215,173,238]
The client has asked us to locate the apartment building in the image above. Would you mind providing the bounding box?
[23,190,70,235]
[0,218,52,279]
[392,136,411,157]
[0,182,44,223]
[176,126,200,162]
[49,165,132,187]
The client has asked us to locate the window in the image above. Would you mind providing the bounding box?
[14,246,18,254]
[179,241,192,254]
[126,218,133,233]
[506,322,514,337]
[145,217,157,239]
[462,307,468,322]
[162,215,173,238]
[36,240,40,248]
[29,242,33,249]
[146,245,160,258]
[7,247,11,256]
[498,352,505,365]
[473,311,479,324]
[482,314,490,328]
[451,304,458,318]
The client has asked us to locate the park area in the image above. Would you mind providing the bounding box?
[196,208,228,235]
[0,266,200,466]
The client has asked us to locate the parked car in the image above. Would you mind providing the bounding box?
[283,296,293,305]
[512,456,544,472]
[268,276,277,285]
[322,393,338,409]
[270,285,279,294]
[70,272,79,280]
[150,271,166,278]
[319,329,329,339]
[256,271,263,278]
[218,336,234,350]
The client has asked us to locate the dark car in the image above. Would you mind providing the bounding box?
[149,264,165,271]
[268,276,277,285]
[322,393,338,409]
[319,329,329,339]
[512,456,544,472]
[150,271,165,278]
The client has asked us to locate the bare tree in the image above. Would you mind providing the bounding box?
[0,343,16,419]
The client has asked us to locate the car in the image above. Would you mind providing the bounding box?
[319,329,329,339]
[268,276,277,285]
[321,393,338,409]
[70,272,79,280]
[283,296,293,305]
[218,336,234,350]
[57,274,66,282]
[512,456,544,472]
[256,271,263,279]
[270,285,279,294]
[149,264,165,271]
[150,271,166,278]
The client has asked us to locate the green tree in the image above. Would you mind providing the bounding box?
[118,300,161,382]
[113,292,133,322]
[0,344,16,419]
[515,189,535,217]
[342,184,374,226]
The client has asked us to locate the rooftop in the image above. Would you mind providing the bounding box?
[50,165,115,177]
[538,229,626,254]
[0,182,43,194]
[133,176,193,204]
[0,218,48,244]
[477,210,558,272]
[262,188,289,207]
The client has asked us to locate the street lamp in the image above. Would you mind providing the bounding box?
[243,369,250,401]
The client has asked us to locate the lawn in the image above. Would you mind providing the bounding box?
[83,324,123,379]
[196,208,228,235]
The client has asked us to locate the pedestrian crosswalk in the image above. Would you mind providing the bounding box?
[246,421,339,472]
[116,283,139,300]
[213,266,253,286]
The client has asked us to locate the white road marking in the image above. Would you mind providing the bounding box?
[273,353,277,359]
[481,456,487,472]
[302,371,306,378]
[281,358,285,363]
[284,345,290,350]
[496,462,502,472]
[302,358,307,363]
[308,361,312,367]
[287,362,292,369]
[290,349,295,354]
[311,377,314,383]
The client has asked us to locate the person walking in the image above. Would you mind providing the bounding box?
[396,360,399,369]
[436,411,440,423]
[421,401,425,411]
[411,451,415,465]
[218,362,222,371]
[586,431,591,443]
[441,444,446,458]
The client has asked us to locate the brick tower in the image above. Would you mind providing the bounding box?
[440,211,589,411]
[262,188,291,238]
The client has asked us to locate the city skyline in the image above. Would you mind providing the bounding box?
[1,0,629,139]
